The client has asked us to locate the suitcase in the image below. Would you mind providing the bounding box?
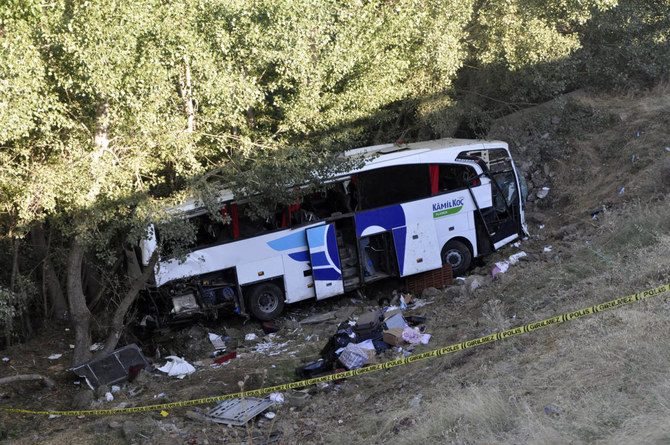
[354,311,382,342]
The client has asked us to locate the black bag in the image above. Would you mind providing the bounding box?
[320,332,352,362]
[295,359,334,379]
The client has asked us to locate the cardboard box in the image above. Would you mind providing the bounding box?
[364,349,378,366]
[383,328,405,346]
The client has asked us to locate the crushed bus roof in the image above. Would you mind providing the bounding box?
[168,138,508,214]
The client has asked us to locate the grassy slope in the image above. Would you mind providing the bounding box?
[0,84,668,445]
[309,83,670,444]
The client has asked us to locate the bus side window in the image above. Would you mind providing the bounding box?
[358,165,431,209]
[194,212,234,247]
[237,203,267,239]
[439,165,477,192]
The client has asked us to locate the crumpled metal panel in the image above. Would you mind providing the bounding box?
[71,344,150,388]
[206,398,275,426]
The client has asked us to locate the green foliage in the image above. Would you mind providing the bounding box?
[0,286,18,325]
[1,0,666,283]
[579,0,670,88]
[0,277,36,327]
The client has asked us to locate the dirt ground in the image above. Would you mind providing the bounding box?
[1,83,669,444]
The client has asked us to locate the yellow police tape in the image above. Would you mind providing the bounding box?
[1,283,668,417]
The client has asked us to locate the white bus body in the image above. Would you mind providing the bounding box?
[139,138,526,322]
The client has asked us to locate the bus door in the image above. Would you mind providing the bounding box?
[306,223,345,299]
[395,220,442,277]
[460,150,523,249]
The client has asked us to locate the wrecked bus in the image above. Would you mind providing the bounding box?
[138,138,527,324]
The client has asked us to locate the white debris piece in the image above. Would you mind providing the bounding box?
[253,339,294,356]
[508,251,527,264]
[269,393,284,403]
[48,354,62,360]
[492,260,509,277]
[245,333,258,341]
[544,246,552,252]
[209,333,226,351]
[536,187,550,199]
[157,356,196,378]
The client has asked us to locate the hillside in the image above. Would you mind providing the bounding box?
[0,83,669,444]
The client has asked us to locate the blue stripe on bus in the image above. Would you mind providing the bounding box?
[326,224,341,270]
[310,251,330,267]
[393,227,407,276]
[306,225,327,248]
[267,231,308,252]
[287,250,310,262]
[313,268,342,281]
[355,205,406,237]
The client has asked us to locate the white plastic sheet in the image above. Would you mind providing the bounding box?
[158,356,196,378]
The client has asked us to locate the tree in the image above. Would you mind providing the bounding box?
[5,0,663,367]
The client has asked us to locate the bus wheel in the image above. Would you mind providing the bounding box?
[247,283,285,321]
[442,240,472,277]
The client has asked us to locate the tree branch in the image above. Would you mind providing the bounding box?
[0,374,56,390]
[98,249,160,356]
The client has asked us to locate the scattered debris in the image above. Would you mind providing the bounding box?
[261,322,280,334]
[408,393,423,408]
[157,356,196,378]
[208,333,226,351]
[536,187,550,199]
[492,261,509,277]
[402,326,430,345]
[244,333,258,341]
[492,251,528,277]
[338,343,368,370]
[544,246,553,253]
[48,354,62,360]
[71,344,150,389]
[544,404,560,417]
[299,311,338,324]
[619,187,625,195]
[509,252,527,264]
[214,352,237,364]
[206,397,275,426]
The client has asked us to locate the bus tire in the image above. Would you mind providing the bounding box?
[442,240,472,277]
[247,282,285,321]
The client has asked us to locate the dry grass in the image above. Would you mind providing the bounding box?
[3,83,668,445]
[315,82,670,442]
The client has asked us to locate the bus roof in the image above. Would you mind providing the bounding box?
[169,138,508,214]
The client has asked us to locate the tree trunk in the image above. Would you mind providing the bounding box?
[67,238,92,366]
[99,250,158,356]
[30,222,69,320]
[180,56,194,133]
[5,237,18,346]
[94,101,109,151]
[0,374,56,390]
